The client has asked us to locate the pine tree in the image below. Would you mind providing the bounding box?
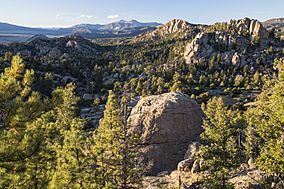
[170,72,182,92]
[157,77,164,94]
[49,83,94,189]
[0,56,94,188]
[201,97,239,189]
[245,58,284,185]
[199,75,207,86]
[92,91,142,189]
[0,55,50,188]
[253,71,260,87]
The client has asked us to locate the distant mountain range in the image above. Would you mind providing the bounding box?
[0,20,162,43]
[1,18,284,44]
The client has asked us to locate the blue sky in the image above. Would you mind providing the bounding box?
[0,0,283,28]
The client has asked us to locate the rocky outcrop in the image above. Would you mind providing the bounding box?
[128,92,204,175]
[184,31,241,64]
[184,18,270,65]
[132,19,203,43]
[234,17,269,38]
[184,142,200,159]
[249,19,269,38]
[184,32,214,63]
[177,158,194,172]
[232,52,241,66]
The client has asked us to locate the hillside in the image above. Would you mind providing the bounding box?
[132,19,205,43]
[0,16,284,189]
[263,17,284,39]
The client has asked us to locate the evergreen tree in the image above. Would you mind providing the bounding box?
[245,58,284,185]
[92,91,142,189]
[253,71,260,87]
[201,97,239,189]
[170,72,182,92]
[157,77,164,94]
[0,55,51,188]
[199,75,207,86]
[49,83,94,189]
[0,56,94,188]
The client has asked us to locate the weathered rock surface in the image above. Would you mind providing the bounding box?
[235,17,269,38]
[184,142,200,159]
[177,158,194,172]
[128,92,204,175]
[230,167,267,189]
[132,19,203,43]
[184,18,270,65]
[177,142,203,174]
[263,17,284,39]
[184,31,244,64]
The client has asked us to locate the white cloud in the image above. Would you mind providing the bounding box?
[79,14,94,19]
[108,14,119,19]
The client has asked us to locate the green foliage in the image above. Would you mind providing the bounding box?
[234,74,244,87]
[92,91,142,188]
[170,72,182,92]
[49,83,94,189]
[201,97,240,189]
[206,22,230,33]
[244,58,284,185]
[0,56,95,188]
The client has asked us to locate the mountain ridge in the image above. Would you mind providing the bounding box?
[0,20,161,33]
[0,20,162,43]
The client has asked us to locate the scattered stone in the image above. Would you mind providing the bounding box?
[232,52,241,66]
[66,40,78,48]
[80,107,91,114]
[157,171,169,177]
[191,159,201,173]
[177,158,194,172]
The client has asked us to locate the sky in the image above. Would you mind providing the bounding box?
[0,0,283,28]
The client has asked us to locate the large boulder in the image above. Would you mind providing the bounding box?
[128,92,204,175]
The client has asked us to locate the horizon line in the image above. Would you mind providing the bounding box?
[0,16,281,29]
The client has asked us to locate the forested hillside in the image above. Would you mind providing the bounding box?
[0,17,284,189]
